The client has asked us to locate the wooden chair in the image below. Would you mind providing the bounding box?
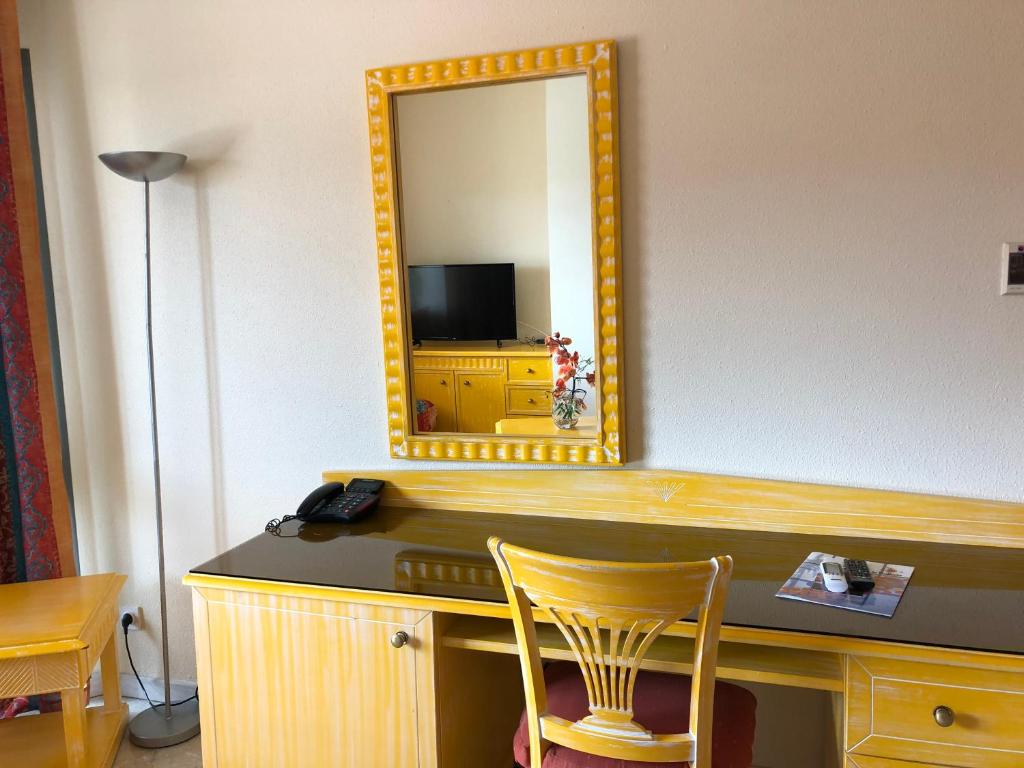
[488,537,756,768]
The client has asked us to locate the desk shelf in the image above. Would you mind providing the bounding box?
[441,615,843,692]
[0,705,127,768]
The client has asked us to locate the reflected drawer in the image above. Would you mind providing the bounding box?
[508,358,552,384]
[412,355,504,372]
[507,387,552,414]
[847,656,1024,768]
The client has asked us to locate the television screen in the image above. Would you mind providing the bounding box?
[408,264,517,342]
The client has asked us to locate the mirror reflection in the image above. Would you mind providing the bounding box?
[395,75,598,439]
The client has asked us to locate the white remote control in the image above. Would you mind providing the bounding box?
[819,559,849,593]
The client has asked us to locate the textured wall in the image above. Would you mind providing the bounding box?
[18,0,1024,703]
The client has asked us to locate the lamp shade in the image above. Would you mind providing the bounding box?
[98,151,186,182]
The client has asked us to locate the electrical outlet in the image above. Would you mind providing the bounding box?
[120,605,143,631]
[1001,243,1024,295]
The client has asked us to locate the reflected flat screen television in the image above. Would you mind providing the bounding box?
[408,263,517,342]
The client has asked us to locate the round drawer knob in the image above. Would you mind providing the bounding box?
[439,379,447,385]
[463,380,470,386]
[526,368,534,373]
[390,631,409,648]
[527,398,535,404]
[933,705,955,728]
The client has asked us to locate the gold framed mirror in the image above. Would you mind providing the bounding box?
[365,40,624,464]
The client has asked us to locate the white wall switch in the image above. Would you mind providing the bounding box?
[1002,243,1024,295]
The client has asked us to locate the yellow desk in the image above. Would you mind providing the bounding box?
[186,469,1024,768]
[0,574,127,768]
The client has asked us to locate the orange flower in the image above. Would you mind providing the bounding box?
[544,329,593,400]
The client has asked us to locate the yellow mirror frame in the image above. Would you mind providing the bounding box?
[365,40,624,464]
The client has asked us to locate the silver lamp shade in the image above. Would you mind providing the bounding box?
[98,151,186,182]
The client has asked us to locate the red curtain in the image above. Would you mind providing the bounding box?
[0,0,73,586]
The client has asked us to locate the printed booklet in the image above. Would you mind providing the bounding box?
[775,552,914,618]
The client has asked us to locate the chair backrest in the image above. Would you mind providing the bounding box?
[488,537,733,768]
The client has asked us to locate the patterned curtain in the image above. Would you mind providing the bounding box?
[0,6,72,587]
[0,1,76,719]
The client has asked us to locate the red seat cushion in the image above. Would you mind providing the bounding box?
[513,662,756,768]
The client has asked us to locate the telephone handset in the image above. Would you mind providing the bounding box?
[295,482,346,520]
[265,479,385,534]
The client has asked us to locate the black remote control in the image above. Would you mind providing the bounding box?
[844,559,875,592]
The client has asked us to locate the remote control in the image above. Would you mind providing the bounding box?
[844,559,875,592]
[819,559,849,593]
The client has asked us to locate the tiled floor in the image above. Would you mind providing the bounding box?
[110,698,203,767]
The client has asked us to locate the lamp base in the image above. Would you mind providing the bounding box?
[128,699,201,748]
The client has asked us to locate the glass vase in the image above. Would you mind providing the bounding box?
[552,390,584,430]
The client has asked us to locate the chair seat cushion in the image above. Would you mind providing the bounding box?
[513,661,757,768]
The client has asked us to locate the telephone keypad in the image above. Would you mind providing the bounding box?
[324,492,372,516]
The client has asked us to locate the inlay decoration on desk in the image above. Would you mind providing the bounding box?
[185,469,1024,768]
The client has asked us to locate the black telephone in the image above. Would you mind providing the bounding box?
[265,479,385,534]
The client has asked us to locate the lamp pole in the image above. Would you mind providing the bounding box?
[143,175,173,722]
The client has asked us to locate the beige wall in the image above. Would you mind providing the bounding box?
[17,4,1024,764]
[397,79,552,333]
[546,74,596,393]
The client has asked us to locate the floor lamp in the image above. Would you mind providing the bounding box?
[98,151,200,748]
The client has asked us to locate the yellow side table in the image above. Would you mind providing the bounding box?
[0,573,127,767]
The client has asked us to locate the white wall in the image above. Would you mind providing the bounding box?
[18,0,1024,696]
[397,80,552,333]
[546,75,596,396]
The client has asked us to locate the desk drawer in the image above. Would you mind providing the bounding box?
[847,656,1024,768]
[507,386,552,414]
[508,358,551,384]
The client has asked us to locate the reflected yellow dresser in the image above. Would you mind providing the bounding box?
[411,343,552,433]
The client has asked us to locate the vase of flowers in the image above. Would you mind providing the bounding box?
[545,332,595,430]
